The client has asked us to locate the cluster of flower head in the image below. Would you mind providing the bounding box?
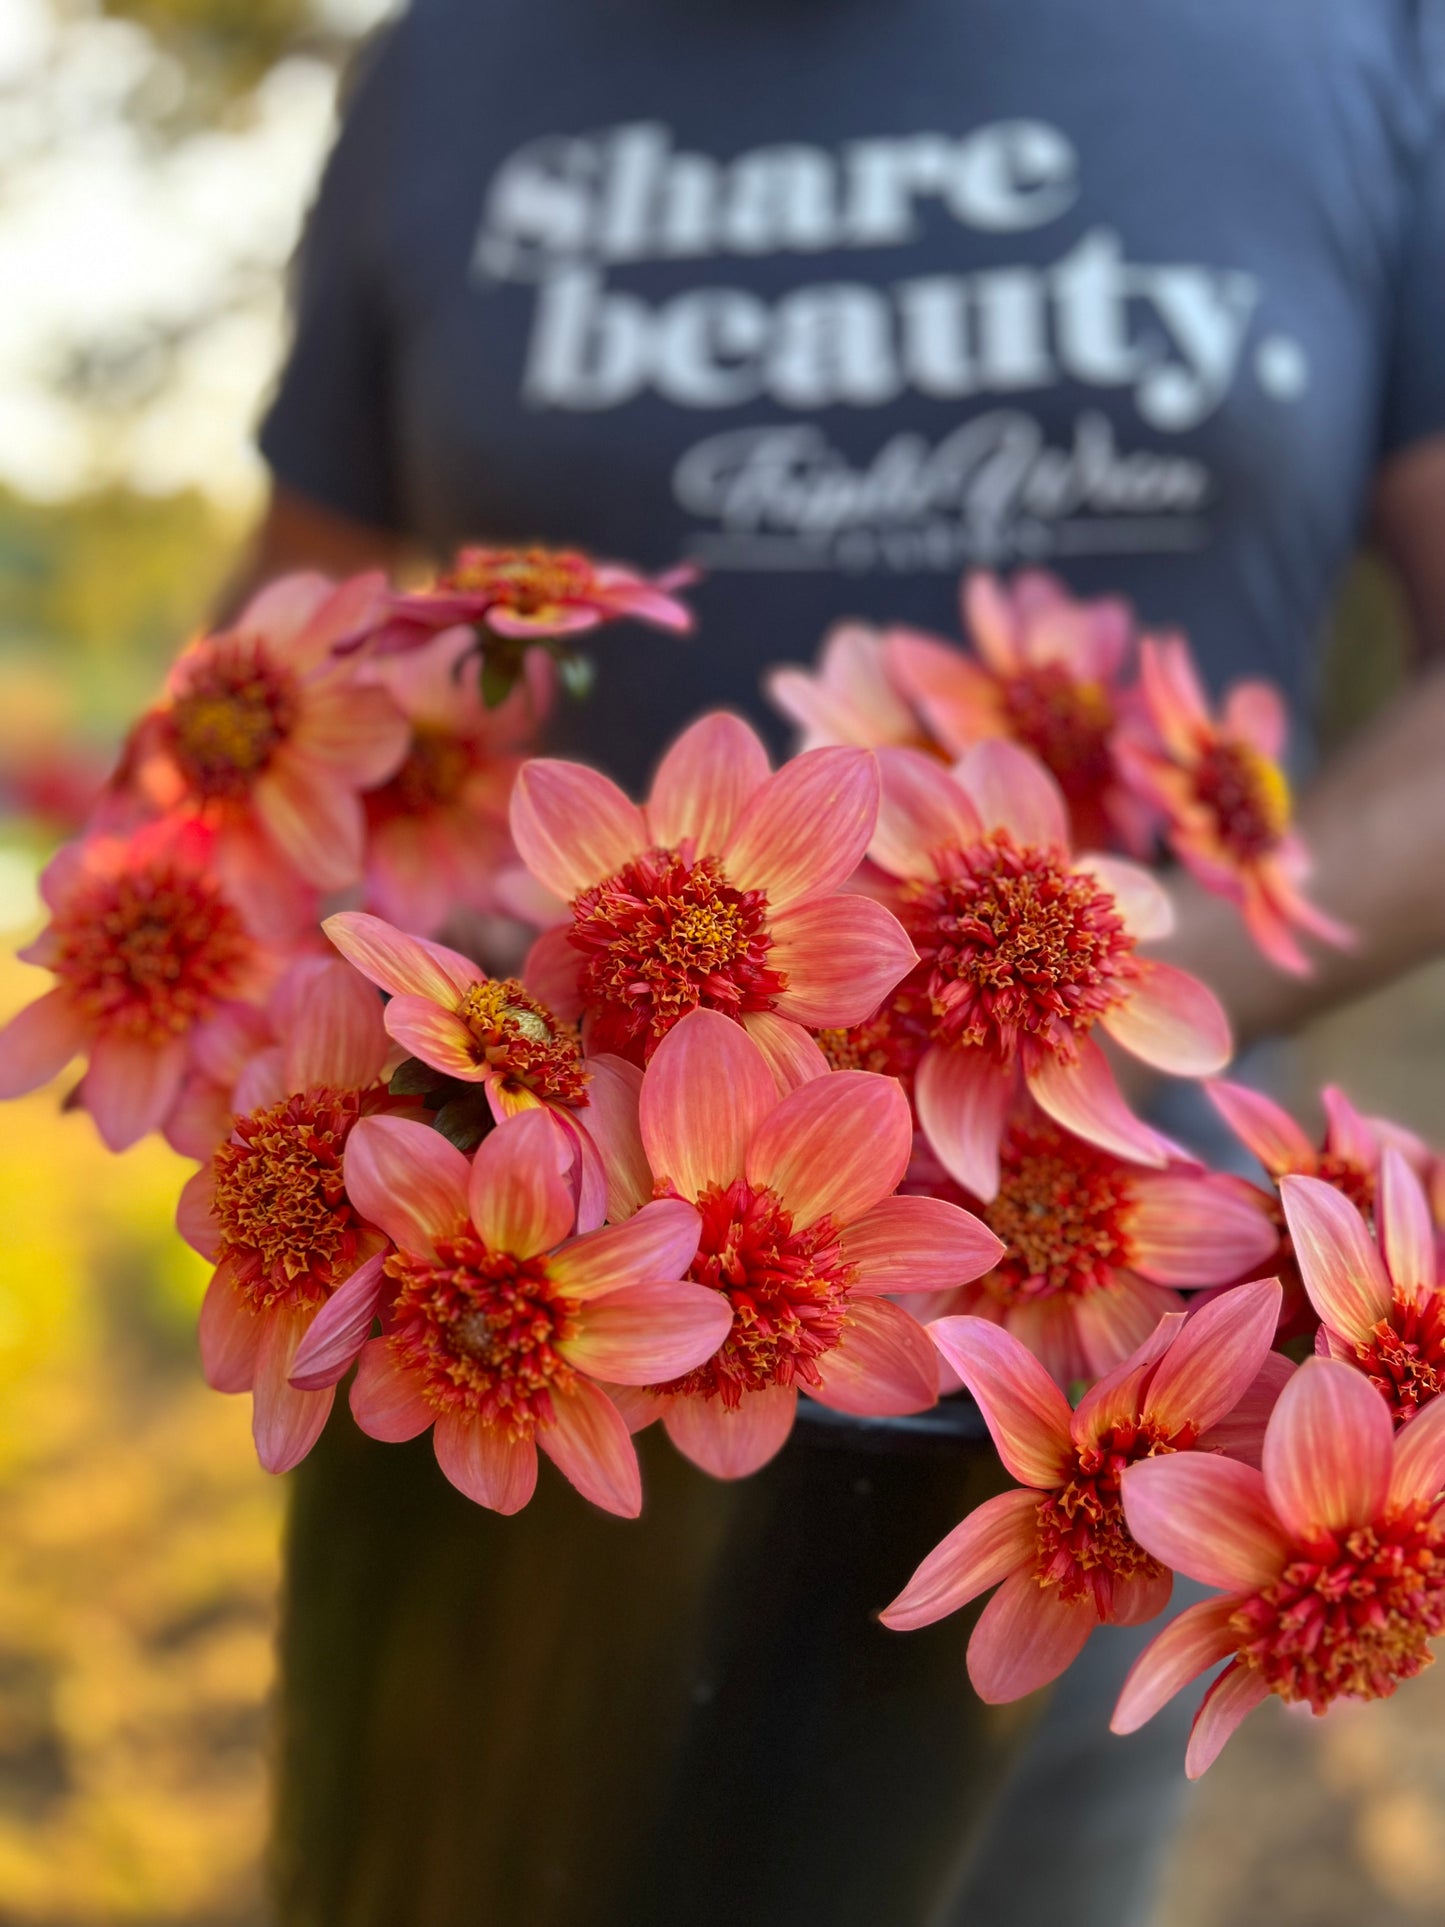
[3,547,1439,1780]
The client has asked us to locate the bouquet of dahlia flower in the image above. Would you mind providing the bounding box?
[3,546,1442,1782]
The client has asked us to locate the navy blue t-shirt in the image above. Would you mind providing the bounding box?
[260,0,1445,784]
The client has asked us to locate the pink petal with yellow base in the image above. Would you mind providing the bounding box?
[721,746,880,905]
[967,1570,1094,1702]
[745,1068,912,1227]
[664,1383,798,1480]
[560,1278,730,1384]
[1026,1038,1171,1169]
[1279,1173,1392,1342]
[349,1339,435,1441]
[1129,1174,1278,1285]
[1111,1596,1241,1736]
[434,1412,537,1514]
[870,748,982,879]
[344,1114,469,1259]
[1071,1318,1181,1445]
[284,960,389,1092]
[510,761,649,900]
[955,738,1070,849]
[841,1195,1004,1294]
[1185,1663,1270,1778]
[808,1297,938,1415]
[539,1379,642,1516]
[547,1196,701,1300]
[1142,1278,1282,1438]
[1204,1079,1312,1174]
[1262,1356,1392,1538]
[640,1009,777,1201]
[914,1042,1012,1200]
[198,1271,263,1393]
[577,1055,649,1220]
[1388,1392,1445,1510]
[1121,1456,1288,1591]
[1076,857,1174,940]
[1378,1147,1436,1304]
[83,1032,187,1151]
[929,1316,1073,1487]
[1099,962,1231,1076]
[880,1487,1040,1631]
[739,1010,830,1092]
[324,910,483,1002]
[252,1306,334,1474]
[0,987,87,1098]
[383,995,482,1079]
[1139,635,1210,758]
[1072,1277,1180,1382]
[467,1108,576,1258]
[255,757,364,890]
[289,1251,390,1391]
[645,711,770,853]
[767,895,918,1028]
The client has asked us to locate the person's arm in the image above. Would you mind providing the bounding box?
[1160,435,1445,1049]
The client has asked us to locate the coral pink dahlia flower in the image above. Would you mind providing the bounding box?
[1115,1357,1445,1775]
[766,623,931,755]
[334,1107,728,1515]
[866,736,1230,1198]
[881,1280,1286,1701]
[583,1008,1004,1479]
[508,711,917,1068]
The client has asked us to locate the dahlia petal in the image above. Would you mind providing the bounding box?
[1140,635,1210,759]
[288,1251,389,1390]
[576,1054,649,1219]
[1111,1598,1241,1735]
[561,1278,731,1383]
[1101,963,1231,1077]
[564,1113,609,1234]
[286,960,389,1092]
[1388,1391,1445,1510]
[83,1033,186,1151]
[510,760,648,900]
[914,1043,1012,1200]
[1240,882,1312,977]
[880,1488,1041,1631]
[1026,1039,1171,1169]
[1198,1351,1295,1468]
[603,1383,667,1434]
[1072,1318,1183,1446]
[869,748,982,880]
[1075,856,1174,941]
[721,745,880,906]
[841,1195,1004,1295]
[1263,1356,1393,1538]
[640,1008,777,1202]
[663,1384,797,1479]
[884,626,997,753]
[808,1297,939,1415]
[745,1068,912,1227]
[1120,1455,1289,1590]
[962,571,1022,673]
[383,995,484,1080]
[1143,1277,1283,1438]
[645,711,770,854]
[1378,1146,1435,1303]
[468,1108,576,1258]
[231,1048,286,1117]
[252,1308,335,1474]
[521,924,585,1022]
[739,1010,830,1092]
[0,988,87,1098]
[255,755,364,890]
[538,1379,641,1517]
[1223,680,1287,761]
[954,738,1070,851]
[434,1412,538,1514]
[1108,1565,1175,1628]
[1007,1294,1093,1388]
[548,1196,701,1301]
[1185,1662,1270,1779]
[1130,1173,1280,1286]
[928,1315,1073,1486]
[176,1165,222,1261]
[1279,1173,1392,1341]
[966,1570,1095,1703]
[1072,1276,1182,1382]
[349,1338,435,1441]
[232,570,332,650]
[1204,1079,1313,1175]
[198,1272,263,1393]
[344,1114,469,1259]
[768,894,918,1028]
[293,682,409,785]
[324,911,483,1002]
[292,568,391,661]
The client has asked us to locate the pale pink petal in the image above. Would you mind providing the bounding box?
[955,738,1070,850]
[561,1279,731,1383]
[721,745,880,907]
[1121,1456,1289,1589]
[928,1316,1073,1486]
[966,1570,1094,1703]
[1026,1039,1172,1168]
[1101,963,1231,1077]
[537,1378,641,1516]
[663,1384,797,1479]
[288,1251,389,1390]
[577,1054,649,1220]
[433,1411,537,1514]
[842,1195,1004,1295]
[1185,1663,1270,1779]
[962,571,1022,673]
[510,761,647,900]
[914,1043,1012,1200]
[0,988,87,1098]
[1143,1278,1282,1437]
[1223,680,1287,761]
[255,755,364,889]
[285,960,389,1092]
[745,1068,911,1227]
[1378,1146,1436,1303]
[1130,1173,1279,1286]
[348,1338,435,1441]
[521,924,585,1021]
[809,1297,938,1415]
[880,1488,1041,1630]
[1388,1391,1445,1510]
[1205,1079,1313,1175]
[232,570,332,650]
[198,1272,263,1393]
[344,1114,469,1258]
[383,995,484,1080]
[739,1010,831,1092]
[83,1033,186,1151]
[323,910,484,1002]
[1111,1598,1242,1735]
[548,1196,701,1300]
[468,1108,576,1258]
[1074,856,1174,941]
[645,711,770,853]
[1197,1351,1295,1467]
[769,895,918,1028]
[252,1307,334,1474]
[639,1008,777,1202]
[176,1165,222,1260]
[1279,1174,1392,1341]
[869,748,981,880]
[1263,1357,1392,1538]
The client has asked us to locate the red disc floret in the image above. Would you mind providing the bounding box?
[1191,737,1289,862]
[384,1231,578,1438]
[816,984,934,1088]
[660,1178,856,1406]
[167,640,298,799]
[1034,1417,1190,1617]
[569,846,786,1058]
[371,723,474,816]
[1000,665,1115,808]
[1352,1286,1445,1424]
[443,545,595,614]
[983,1122,1136,1305]
[457,977,590,1107]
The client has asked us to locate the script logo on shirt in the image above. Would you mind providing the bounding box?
[470,120,1308,571]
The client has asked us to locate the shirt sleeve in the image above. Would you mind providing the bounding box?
[257,18,407,529]
[1379,0,1445,457]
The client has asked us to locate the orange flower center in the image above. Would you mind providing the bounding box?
[1034,1419,1185,1617]
[1230,1506,1445,1713]
[169,641,298,798]
[983,1122,1136,1304]
[51,859,253,1044]
[442,546,595,615]
[1192,737,1290,861]
[457,977,590,1107]
[1000,666,1115,802]
[385,1232,578,1439]
[1352,1286,1445,1425]
[569,846,786,1059]
[212,1087,374,1309]
[901,833,1138,1062]
[658,1178,856,1406]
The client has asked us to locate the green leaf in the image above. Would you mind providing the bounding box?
[432,1092,496,1154]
